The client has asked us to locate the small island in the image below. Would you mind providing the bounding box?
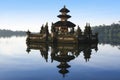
[26,6,98,44]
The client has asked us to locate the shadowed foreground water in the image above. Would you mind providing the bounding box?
[0,36,120,80]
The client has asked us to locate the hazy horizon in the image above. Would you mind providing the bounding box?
[0,0,120,32]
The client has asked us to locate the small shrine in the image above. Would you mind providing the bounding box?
[26,6,98,44]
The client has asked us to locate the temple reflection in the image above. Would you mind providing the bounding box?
[26,42,98,77]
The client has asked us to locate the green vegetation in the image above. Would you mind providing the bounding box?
[92,23,120,46]
[0,29,26,38]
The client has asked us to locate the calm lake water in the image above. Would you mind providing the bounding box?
[0,36,120,80]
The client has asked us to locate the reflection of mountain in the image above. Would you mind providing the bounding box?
[26,42,98,77]
[0,29,26,38]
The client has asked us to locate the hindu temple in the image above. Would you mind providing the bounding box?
[26,6,98,44]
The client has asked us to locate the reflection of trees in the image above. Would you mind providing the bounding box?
[26,42,98,77]
[98,36,120,46]
[0,29,26,38]
[92,23,120,46]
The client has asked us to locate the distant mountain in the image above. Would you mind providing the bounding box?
[92,23,120,46]
[0,29,26,38]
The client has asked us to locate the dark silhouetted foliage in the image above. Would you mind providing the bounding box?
[0,29,26,38]
[92,23,120,46]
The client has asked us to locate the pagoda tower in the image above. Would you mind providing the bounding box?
[51,52,75,77]
[53,6,76,34]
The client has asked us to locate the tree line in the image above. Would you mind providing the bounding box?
[92,22,120,46]
[0,22,120,46]
[0,29,26,38]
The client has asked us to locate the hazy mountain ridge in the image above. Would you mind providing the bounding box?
[0,29,26,38]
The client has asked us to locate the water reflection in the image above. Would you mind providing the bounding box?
[0,37,120,80]
[26,42,98,77]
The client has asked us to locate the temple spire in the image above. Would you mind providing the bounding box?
[57,6,71,21]
[54,6,76,33]
[64,5,65,8]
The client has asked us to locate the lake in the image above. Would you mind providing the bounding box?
[0,36,120,80]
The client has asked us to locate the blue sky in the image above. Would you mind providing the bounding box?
[0,0,120,31]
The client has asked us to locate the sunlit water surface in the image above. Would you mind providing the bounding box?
[0,36,120,80]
